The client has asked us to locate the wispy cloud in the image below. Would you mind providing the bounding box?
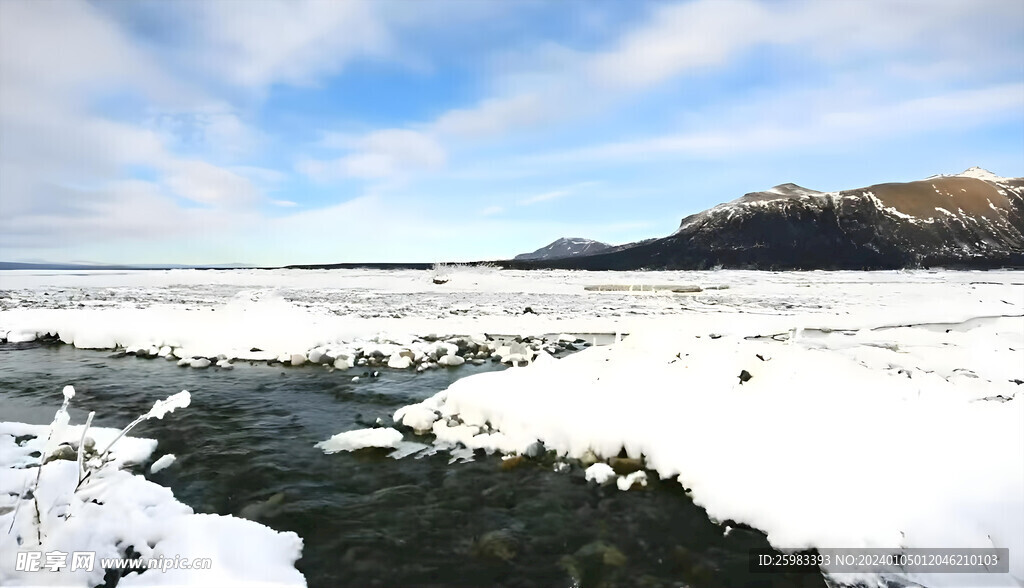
[518,181,599,206]
[480,205,505,216]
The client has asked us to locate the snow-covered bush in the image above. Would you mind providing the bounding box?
[7,386,191,544]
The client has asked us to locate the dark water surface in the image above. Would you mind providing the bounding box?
[0,342,821,588]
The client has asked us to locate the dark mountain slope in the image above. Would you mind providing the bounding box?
[503,171,1024,270]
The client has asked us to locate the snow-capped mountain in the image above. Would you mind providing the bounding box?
[508,168,1024,270]
[514,237,613,261]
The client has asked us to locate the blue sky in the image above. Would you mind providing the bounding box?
[1,0,1022,265]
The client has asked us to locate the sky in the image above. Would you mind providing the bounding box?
[0,0,1022,266]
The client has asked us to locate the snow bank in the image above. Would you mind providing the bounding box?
[0,419,305,587]
[2,269,1020,365]
[389,317,1024,587]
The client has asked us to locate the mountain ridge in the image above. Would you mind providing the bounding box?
[504,168,1024,270]
[514,237,613,261]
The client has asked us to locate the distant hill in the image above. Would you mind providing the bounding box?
[0,262,248,270]
[504,168,1024,270]
[514,237,613,261]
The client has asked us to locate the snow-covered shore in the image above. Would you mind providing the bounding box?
[2,267,1022,587]
[388,317,1022,586]
[0,268,1019,364]
[0,417,306,587]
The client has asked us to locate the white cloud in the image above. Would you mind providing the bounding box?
[0,0,277,257]
[162,160,261,207]
[299,129,446,180]
[514,83,1024,165]
[587,0,770,89]
[185,0,393,88]
[433,94,554,138]
[402,0,1024,150]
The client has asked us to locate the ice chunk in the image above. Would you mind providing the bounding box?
[315,427,403,454]
[150,453,176,473]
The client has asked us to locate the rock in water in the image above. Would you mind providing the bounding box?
[609,457,643,475]
[44,444,77,464]
[387,355,412,369]
[472,530,519,562]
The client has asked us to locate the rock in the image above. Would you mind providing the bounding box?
[560,541,627,584]
[524,441,545,458]
[616,470,648,491]
[83,437,96,451]
[472,530,519,562]
[738,369,752,383]
[398,349,415,360]
[157,346,172,357]
[609,457,643,475]
[351,376,360,382]
[585,463,616,484]
[216,359,233,369]
[189,357,211,368]
[500,455,527,470]
[290,354,306,367]
[239,492,286,522]
[308,349,324,364]
[44,444,76,464]
[333,357,350,370]
[438,354,465,367]
[575,541,627,567]
[177,358,190,367]
[471,358,485,366]
[579,449,600,467]
[387,355,413,369]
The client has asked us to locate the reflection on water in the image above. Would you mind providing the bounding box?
[0,342,821,588]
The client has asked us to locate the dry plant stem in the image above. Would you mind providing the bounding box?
[77,411,95,485]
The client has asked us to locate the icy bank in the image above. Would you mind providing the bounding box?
[1,416,305,587]
[2,269,1021,366]
[388,317,1024,587]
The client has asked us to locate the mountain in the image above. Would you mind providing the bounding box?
[0,262,249,270]
[505,168,1024,270]
[514,237,613,261]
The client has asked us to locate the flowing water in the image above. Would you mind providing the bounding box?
[0,341,822,588]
